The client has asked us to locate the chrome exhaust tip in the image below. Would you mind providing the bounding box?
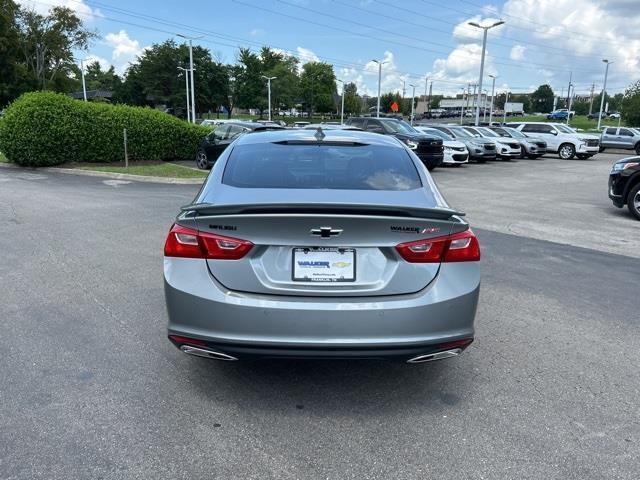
[407,348,462,364]
[180,345,238,361]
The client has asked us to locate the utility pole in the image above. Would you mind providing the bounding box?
[597,59,613,130]
[566,72,572,110]
[402,79,406,100]
[567,84,574,125]
[588,83,595,115]
[409,83,416,125]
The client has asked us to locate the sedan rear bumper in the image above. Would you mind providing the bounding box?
[164,258,479,360]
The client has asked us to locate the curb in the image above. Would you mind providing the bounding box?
[0,162,205,184]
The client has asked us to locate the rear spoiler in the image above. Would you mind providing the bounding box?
[181,202,465,220]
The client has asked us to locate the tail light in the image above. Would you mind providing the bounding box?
[164,224,253,260]
[396,229,480,263]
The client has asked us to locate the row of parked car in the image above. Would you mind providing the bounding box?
[194,117,640,221]
[195,117,605,170]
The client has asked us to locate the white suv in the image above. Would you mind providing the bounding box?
[506,122,600,159]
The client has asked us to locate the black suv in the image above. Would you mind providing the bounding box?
[609,156,640,220]
[345,117,444,170]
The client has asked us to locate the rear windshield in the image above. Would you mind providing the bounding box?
[223,143,422,191]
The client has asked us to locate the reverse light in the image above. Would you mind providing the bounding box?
[164,224,253,260]
[396,229,481,263]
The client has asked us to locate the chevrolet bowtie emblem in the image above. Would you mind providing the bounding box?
[310,226,343,238]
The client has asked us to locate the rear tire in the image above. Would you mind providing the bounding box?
[627,183,640,220]
[635,143,640,155]
[558,143,575,160]
[196,149,210,170]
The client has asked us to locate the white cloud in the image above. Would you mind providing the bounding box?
[104,30,145,74]
[16,0,101,21]
[296,47,320,65]
[510,45,526,61]
[452,15,505,44]
[249,28,264,37]
[431,43,497,85]
[501,0,640,89]
[82,55,110,71]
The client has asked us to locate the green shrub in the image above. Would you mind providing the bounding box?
[0,92,209,166]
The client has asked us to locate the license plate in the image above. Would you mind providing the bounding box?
[292,247,356,282]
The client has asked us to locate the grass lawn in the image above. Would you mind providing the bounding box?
[76,162,207,178]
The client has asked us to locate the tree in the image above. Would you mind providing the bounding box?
[300,62,336,115]
[343,82,360,114]
[0,0,22,106]
[379,92,403,114]
[234,48,265,114]
[530,84,554,113]
[16,6,96,90]
[82,61,121,91]
[622,81,640,126]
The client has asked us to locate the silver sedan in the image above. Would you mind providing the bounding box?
[164,129,481,363]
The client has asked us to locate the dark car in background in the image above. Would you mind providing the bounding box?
[345,117,444,170]
[196,121,284,169]
[609,156,640,220]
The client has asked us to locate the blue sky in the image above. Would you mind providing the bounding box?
[20,0,640,97]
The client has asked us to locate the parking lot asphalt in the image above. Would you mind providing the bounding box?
[1,160,639,479]
[432,151,640,258]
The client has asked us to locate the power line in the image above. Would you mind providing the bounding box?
[26,0,634,96]
[340,0,624,63]
[453,0,634,49]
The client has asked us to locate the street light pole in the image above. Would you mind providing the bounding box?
[460,86,467,125]
[80,59,88,101]
[261,75,277,121]
[483,90,488,122]
[177,34,204,123]
[468,20,504,126]
[409,83,416,125]
[503,91,510,124]
[372,59,386,118]
[337,79,345,124]
[488,74,496,124]
[188,39,196,122]
[178,66,191,122]
[597,59,613,130]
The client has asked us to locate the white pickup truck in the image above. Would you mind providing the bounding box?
[505,122,600,159]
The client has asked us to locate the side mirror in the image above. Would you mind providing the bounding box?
[551,130,558,136]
